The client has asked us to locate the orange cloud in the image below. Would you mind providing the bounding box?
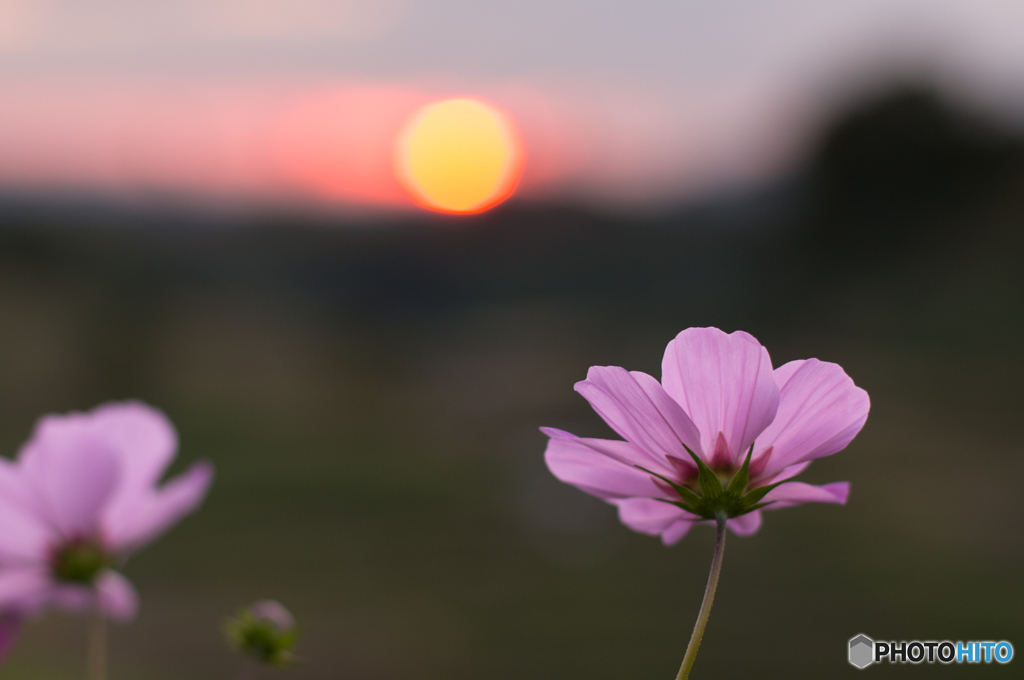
[0,75,798,213]
[274,86,429,207]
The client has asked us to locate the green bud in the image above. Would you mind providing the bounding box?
[224,600,300,667]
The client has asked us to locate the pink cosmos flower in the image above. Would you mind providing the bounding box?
[543,327,869,544]
[0,401,213,623]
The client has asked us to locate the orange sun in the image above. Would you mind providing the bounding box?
[394,98,524,214]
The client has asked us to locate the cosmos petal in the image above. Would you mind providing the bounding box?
[661,327,779,465]
[96,570,138,621]
[88,402,179,524]
[762,481,850,509]
[763,461,810,484]
[0,494,53,563]
[0,567,51,615]
[726,510,763,536]
[758,359,870,476]
[575,366,703,464]
[628,370,704,455]
[544,431,668,500]
[19,419,121,538]
[0,458,39,516]
[613,497,692,536]
[104,461,213,550]
[540,428,669,472]
[661,519,695,545]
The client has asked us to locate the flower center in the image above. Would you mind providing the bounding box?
[51,539,110,584]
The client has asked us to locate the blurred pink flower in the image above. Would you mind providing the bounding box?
[0,401,213,622]
[543,327,869,545]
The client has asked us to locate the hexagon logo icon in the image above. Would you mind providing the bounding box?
[849,634,874,669]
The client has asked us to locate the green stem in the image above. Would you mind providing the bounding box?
[88,609,106,680]
[675,515,728,680]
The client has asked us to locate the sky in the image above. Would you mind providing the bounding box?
[1,0,1024,212]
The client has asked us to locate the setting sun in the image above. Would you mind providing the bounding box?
[394,98,524,214]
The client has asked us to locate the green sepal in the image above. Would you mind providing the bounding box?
[637,465,705,513]
[740,481,783,506]
[675,485,704,508]
[730,501,776,517]
[638,448,790,522]
[635,465,689,498]
[725,443,754,497]
[655,498,701,515]
[682,444,724,499]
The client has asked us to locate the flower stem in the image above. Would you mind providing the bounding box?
[88,609,107,680]
[675,515,728,680]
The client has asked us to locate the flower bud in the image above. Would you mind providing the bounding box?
[224,600,299,666]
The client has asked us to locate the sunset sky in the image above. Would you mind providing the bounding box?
[1,0,1023,212]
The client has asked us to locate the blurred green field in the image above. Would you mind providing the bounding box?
[0,86,1021,679]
